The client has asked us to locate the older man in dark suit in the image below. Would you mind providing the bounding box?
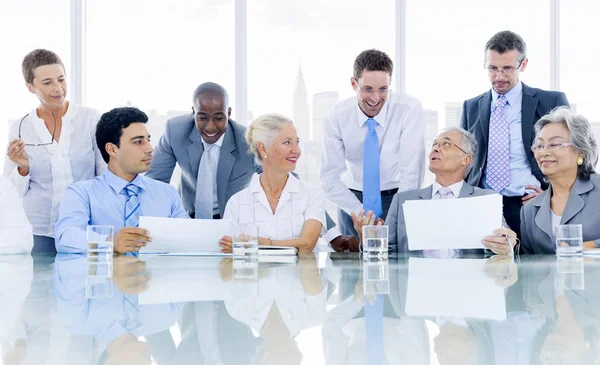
[460,31,569,241]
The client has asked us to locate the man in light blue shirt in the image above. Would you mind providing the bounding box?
[55,107,188,254]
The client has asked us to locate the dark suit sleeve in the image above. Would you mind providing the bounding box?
[460,100,469,130]
[555,92,570,108]
[146,123,177,183]
[385,194,400,252]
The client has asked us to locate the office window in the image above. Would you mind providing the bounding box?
[247,0,395,186]
[0,0,70,171]
[86,0,235,145]
[561,0,600,162]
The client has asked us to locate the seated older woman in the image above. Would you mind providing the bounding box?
[219,114,326,253]
[521,107,600,254]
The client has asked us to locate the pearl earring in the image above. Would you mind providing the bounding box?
[577,156,584,165]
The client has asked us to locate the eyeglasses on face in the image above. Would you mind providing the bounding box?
[485,60,523,75]
[530,142,573,153]
[430,139,468,154]
[358,86,389,96]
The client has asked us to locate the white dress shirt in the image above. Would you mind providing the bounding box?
[321,92,425,215]
[223,173,326,245]
[201,133,224,215]
[3,104,106,237]
[0,177,33,253]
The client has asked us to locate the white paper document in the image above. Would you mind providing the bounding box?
[405,257,507,320]
[138,216,232,254]
[403,193,503,251]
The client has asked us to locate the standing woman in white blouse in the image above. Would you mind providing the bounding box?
[220,114,326,253]
[3,49,106,253]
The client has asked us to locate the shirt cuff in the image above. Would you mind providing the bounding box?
[323,226,342,243]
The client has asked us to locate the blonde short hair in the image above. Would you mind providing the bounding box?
[245,113,294,166]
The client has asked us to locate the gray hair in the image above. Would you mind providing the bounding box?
[245,113,294,166]
[485,30,527,63]
[443,127,478,177]
[534,107,598,180]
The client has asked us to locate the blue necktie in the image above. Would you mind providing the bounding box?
[365,295,384,364]
[363,118,382,218]
[124,183,141,257]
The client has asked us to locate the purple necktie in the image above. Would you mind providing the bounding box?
[486,95,510,192]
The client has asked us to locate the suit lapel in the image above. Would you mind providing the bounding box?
[458,183,475,198]
[521,84,538,150]
[216,124,237,212]
[533,187,553,242]
[478,91,492,146]
[419,186,433,199]
[562,178,593,224]
[187,127,204,183]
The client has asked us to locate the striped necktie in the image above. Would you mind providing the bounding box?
[195,144,215,219]
[124,183,141,228]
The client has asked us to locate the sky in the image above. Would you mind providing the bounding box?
[0,0,599,173]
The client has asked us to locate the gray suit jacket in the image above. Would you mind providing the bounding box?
[146,116,259,218]
[460,83,569,189]
[520,174,600,254]
[385,182,496,254]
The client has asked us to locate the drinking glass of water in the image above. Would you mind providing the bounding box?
[232,224,259,259]
[555,224,583,256]
[362,225,388,260]
[87,225,114,256]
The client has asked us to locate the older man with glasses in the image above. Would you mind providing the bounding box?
[353,127,516,256]
[460,30,569,246]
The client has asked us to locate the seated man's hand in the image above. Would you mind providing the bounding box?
[114,227,151,254]
[114,256,150,294]
[482,228,516,255]
[219,235,233,253]
[330,235,360,252]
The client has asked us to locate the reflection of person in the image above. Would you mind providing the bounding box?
[225,253,327,365]
[55,107,188,254]
[220,114,326,253]
[354,128,516,256]
[321,49,425,240]
[54,254,181,365]
[521,108,600,254]
[0,176,33,253]
[461,31,569,241]
[0,255,33,365]
[3,49,106,252]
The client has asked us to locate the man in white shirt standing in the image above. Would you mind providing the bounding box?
[321,49,426,243]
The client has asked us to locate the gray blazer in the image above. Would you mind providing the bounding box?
[146,116,259,218]
[385,182,496,254]
[520,174,600,254]
[460,83,569,189]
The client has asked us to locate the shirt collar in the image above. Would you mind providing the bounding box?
[104,168,146,195]
[201,130,226,150]
[491,80,522,107]
[356,96,389,128]
[432,180,464,198]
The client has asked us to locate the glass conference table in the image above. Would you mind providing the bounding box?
[1,251,598,365]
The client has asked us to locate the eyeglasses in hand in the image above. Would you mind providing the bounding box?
[18,112,57,146]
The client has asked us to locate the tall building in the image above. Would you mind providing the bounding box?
[423,109,439,142]
[293,64,311,144]
[312,91,339,142]
[445,102,462,129]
